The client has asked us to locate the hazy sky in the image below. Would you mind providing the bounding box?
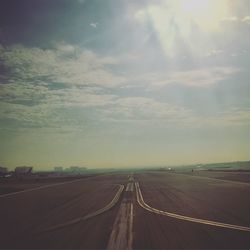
[0,0,250,169]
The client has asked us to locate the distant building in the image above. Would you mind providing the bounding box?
[69,166,87,173]
[0,167,8,177]
[54,166,63,172]
[15,166,33,175]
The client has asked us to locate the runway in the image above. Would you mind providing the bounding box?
[0,174,127,249]
[135,182,250,232]
[133,172,250,249]
[1,171,250,249]
[107,182,134,250]
[42,184,124,232]
[0,177,90,198]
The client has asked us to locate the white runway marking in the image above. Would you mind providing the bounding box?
[128,203,134,249]
[175,172,250,186]
[135,182,250,232]
[0,178,86,198]
[126,182,134,192]
[0,174,115,198]
[107,201,133,250]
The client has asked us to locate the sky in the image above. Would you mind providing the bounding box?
[0,0,250,170]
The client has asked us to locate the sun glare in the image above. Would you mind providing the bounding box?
[177,0,228,31]
[138,0,230,57]
[179,0,210,13]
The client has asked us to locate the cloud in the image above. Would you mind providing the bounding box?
[0,82,47,106]
[140,67,240,88]
[99,96,250,129]
[221,16,239,22]
[0,40,247,132]
[45,88,116,108]
[188,108,250,128]
[205,49,224,57]
[242,16,250,23]
[0,49,120,130]
[0,43,125,87]
[220,108,250,125]
[0,43,146,130]
[0,83,117,130]
[90,22,99,28]
[101,97,192,122]
[220,15,250,24]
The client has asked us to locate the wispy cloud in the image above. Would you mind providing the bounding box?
[221,16,239,22]
[188,108,250,128]
[1,43,125,88]
[0,41,247,132]
[0,81,117,130]
[205,49,224,57]
[101,96,250,128]
[102,97,192,122]
[242,16,250,23]
[90,22,99,28]
[0,41,122,129]
[221,15,250,24]
[141,67,240,88]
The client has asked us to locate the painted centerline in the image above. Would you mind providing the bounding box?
[107,182,134,250]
